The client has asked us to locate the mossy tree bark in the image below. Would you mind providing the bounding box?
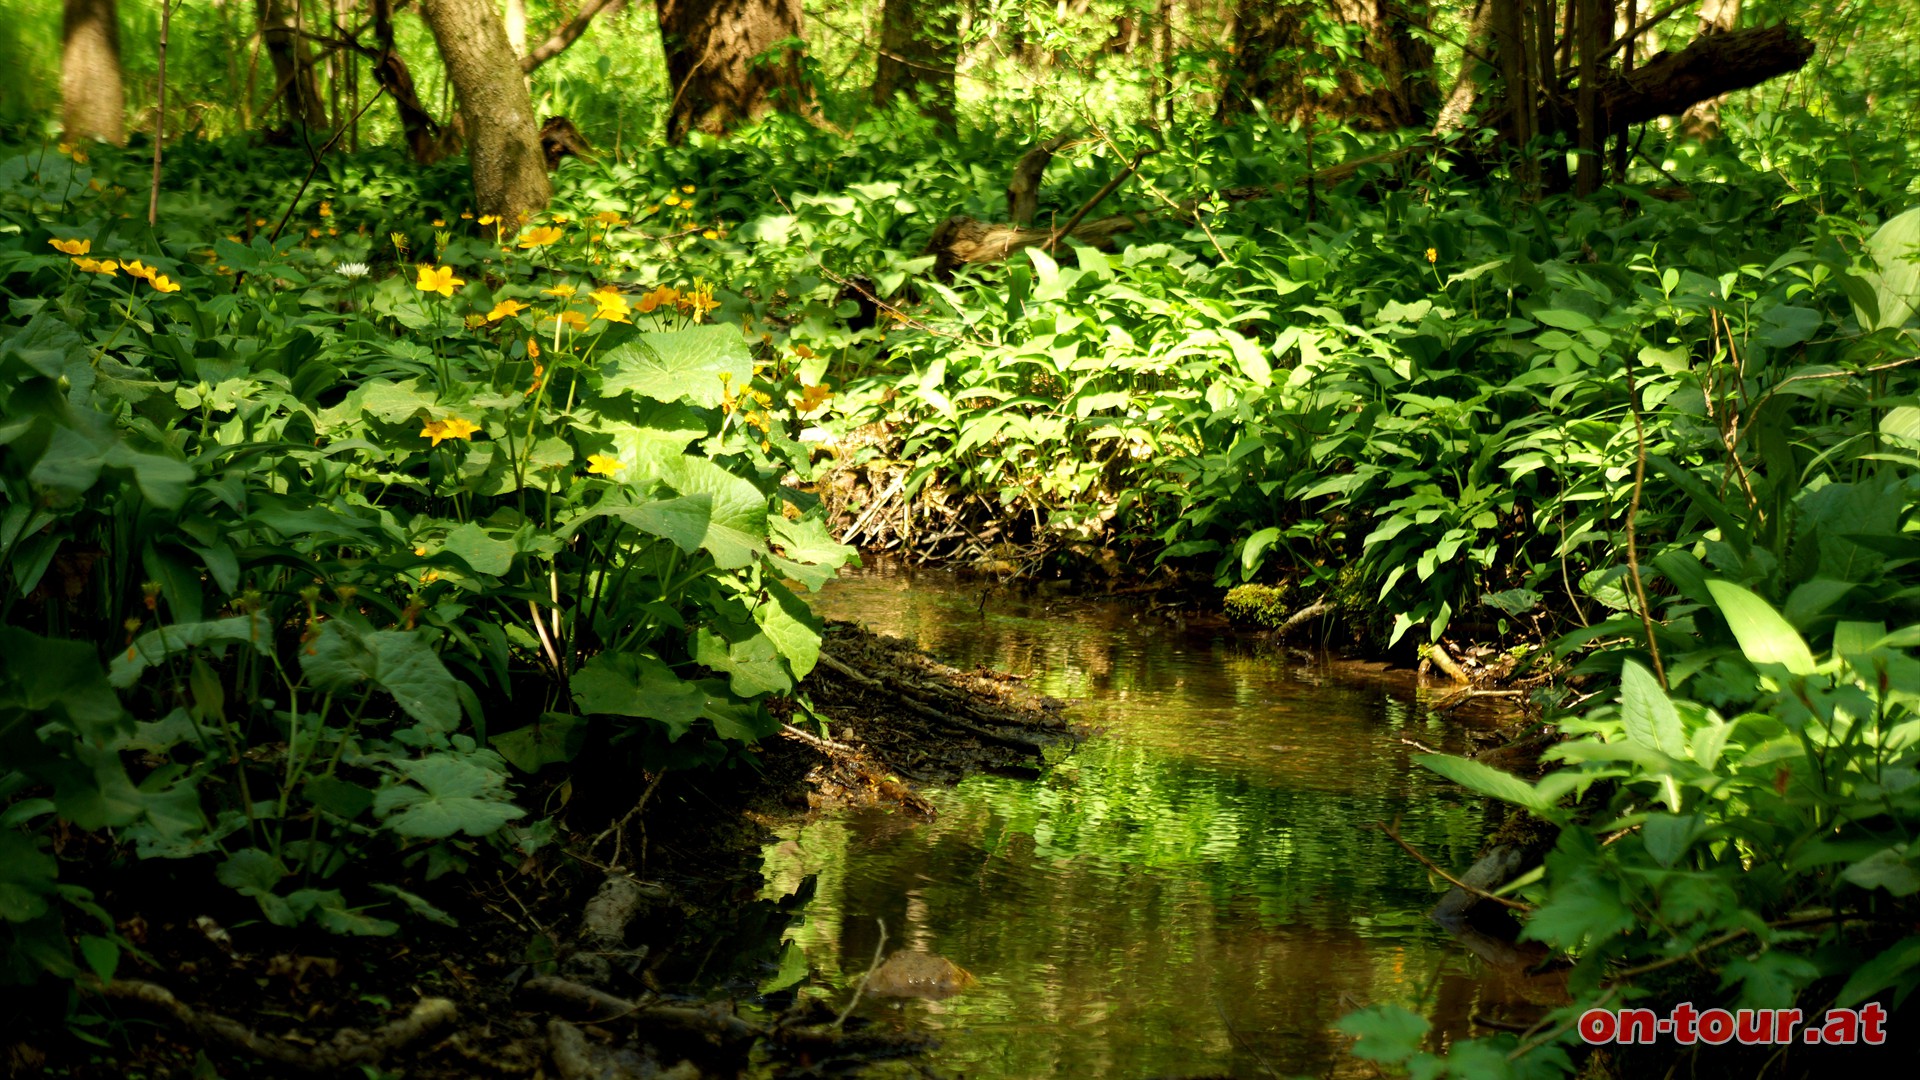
[61,0,125,145]
[657,0,813,142]
[418,0,551,219]
[873,0,958,128]
[255,0,328,129]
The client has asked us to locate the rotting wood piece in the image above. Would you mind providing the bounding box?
[89,979,456,1073]
[1006,129,1077,226]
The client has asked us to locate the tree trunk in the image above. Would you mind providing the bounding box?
[657,0,812,142]
[505,0,528,56]
[873,0,958,127]
[255,0,328,129]
[1219,1,1435,130]
[418,0,551,219]
[62,0,125,145]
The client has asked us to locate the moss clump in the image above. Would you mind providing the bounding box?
[1223,582,1294,628]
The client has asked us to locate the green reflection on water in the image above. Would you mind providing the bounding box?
[765,567,1519,1078]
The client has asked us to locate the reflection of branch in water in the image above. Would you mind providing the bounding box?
[835,917,888,1029]
[1214,999,1280,1079]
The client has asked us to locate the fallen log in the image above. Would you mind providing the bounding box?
[1598,24,1814,129]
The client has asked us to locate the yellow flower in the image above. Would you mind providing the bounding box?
[678,280,719,320]
[518,225,564,248]
[586,454,625,476]
[526,336,541,359]
[637,285,679,314]
[792,343,816,359]
[593,211,629,227]
[663,194,681,207]
[486,298,530,322]
[49,237,90,255]
[420,416,481,445]
[478,214,499,226]
[72,257,118,276]
[414,263,465,297]
[148,273,182,293]
[432,218,446,227]
[255,218,268,227]
[552,214,569,224]
[702,230,718,240]
[543,283,577,299]
[1426,247,1438,264]
[681,185,695,194]
[390,231,410,253]
[591,290,632,323]
[319,201,332,217]
[309,227,321,238]
[122,259,156,282]
[547,310,590,331]
[795,383,834,411]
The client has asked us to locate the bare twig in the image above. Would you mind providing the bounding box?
[1046,148,1152,252]
[1376,819,1535,912]
[90,980,454,1073]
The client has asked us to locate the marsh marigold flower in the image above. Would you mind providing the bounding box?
[487,298,530,322]
[49,238,90,255]
[519,225,564,248]
[420,416,481,445]
[1425,247,1438,264]
[73,257,118,275]
[543,283,577,299]
[122,259,156,282]
[593,211,629,227]
[148,273,182,293]
[586,454,625,476]
[415,264,465,297]
[663,194,681,207]
[591,289,632,323]
[637,285,678,314]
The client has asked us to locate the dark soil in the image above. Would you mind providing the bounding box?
[1,622,1073,1080]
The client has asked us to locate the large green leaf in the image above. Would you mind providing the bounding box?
[694,626,792,697]
[570,651,706,738]
[1705,580,1817,675]
[1861,205,1920,332]
[373,755,524,839]
[1619,661,1686,758]
[490,714,587,772]
[661,455,768,568]
[768,515,858,592]
[755,580,824,678]
[110,614,272,689]
[440,522,516,576]
[600,324,753,407]
[1417,754,1548,812]
[300,623,462,730]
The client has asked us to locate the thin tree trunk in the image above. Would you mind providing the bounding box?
[256,0,328,128]
[873,0,958,127]
[418,0,551,219]
[1575,0,1602,195]
[657,0,813,142]
[62,0,126,145]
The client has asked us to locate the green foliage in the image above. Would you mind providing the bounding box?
[0,139,855,983]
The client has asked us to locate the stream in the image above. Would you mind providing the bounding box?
[759,564,1541,1078]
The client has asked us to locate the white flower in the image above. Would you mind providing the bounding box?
[336,261,371,279]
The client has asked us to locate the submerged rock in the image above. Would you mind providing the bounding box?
[864,951,977,999]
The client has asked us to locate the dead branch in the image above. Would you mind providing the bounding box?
[1273,598,1333,638]
[1375,820,1535,913]
[90,979,455,1073]
[1007,129,1076,225]
[1597,24,1815,128]
[523,0,628,74]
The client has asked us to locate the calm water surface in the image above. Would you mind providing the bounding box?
[761,565,1536,1078]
